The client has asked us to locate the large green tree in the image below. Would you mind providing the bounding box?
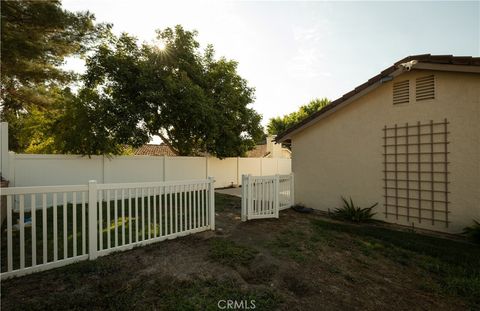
[55,26,263,157]
[267,98,330,136]
[0,0,105,151]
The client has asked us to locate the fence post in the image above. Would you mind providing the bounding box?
[0,122,8,180]
[247,175,253,219]
[241,175,247,222]
[88,180,98,260]
[274,174,280,218]
[208,176,215,230]
[8,152,15,186]
[290,173,295,207]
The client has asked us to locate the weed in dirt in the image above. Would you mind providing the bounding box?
[282,272,311,297]
[311,219,480,308]
[3,275,279,311]
[151,276,279,311]
[324,263,342,275]
[208,238,258,267]
[241,262,279,284]
[64,257,121,276]
[267,229,317,263]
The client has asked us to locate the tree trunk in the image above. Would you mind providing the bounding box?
[157,132,180,155]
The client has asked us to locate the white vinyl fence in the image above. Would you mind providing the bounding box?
[4,153,291,189]
[0,178,215,279]
[241,174,294,221]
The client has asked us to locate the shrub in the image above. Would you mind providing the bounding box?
[463,220,480,243]
[332,196,377,222]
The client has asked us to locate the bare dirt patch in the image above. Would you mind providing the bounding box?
[1,193,478,310]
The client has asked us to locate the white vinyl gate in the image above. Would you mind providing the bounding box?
[241,174,294,221]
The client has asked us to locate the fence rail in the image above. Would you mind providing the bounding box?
[0,178,215,279]
[241,174,294,221]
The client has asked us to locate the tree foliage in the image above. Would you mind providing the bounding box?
[1,2,262,157]
[60,26,263,157]
[0,0,106,151]
[267,98,330,136]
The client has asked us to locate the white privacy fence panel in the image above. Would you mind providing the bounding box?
[165,157,206,181]
[260,158,278,176]
[241,174,294,221]
[0,178,215,279]
[238,158,261,179]
[105,156,164,183]
[208,157,238,188]
[277,158,293,175]
[8,154,291,189]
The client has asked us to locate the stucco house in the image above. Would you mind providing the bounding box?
[276,54,479,233]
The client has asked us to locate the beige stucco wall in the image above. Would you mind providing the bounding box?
[291,69,479,233]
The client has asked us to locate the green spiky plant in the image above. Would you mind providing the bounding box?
[332,197,378,223]
[463,220,480,244]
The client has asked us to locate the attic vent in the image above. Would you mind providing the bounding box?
[416,75,435,101]
[393,80,410,104]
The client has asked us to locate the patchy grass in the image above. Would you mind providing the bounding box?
[3,270,278,311]
[214,192,240,212]
[152,277,279,311]
[311,219,480,307]
[208,238,258,266]
[2,193,479,310]
[267,228,317,262]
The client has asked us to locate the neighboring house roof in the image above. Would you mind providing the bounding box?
[276,54,480,143]
[135,143,273,158]
[134,144,178,156]
[245,144,270,158]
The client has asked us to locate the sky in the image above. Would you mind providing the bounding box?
[63,0,479,142]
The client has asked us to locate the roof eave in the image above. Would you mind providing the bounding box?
[276,67,406,142]
[411,63,480,74]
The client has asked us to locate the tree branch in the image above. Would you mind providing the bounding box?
[157,132,179,155]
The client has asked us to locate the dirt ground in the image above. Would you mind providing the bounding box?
[1,193,477,310]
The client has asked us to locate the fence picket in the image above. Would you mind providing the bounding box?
[107,190,111,249]
[63,193,67,259]
[135,188,139,242]
[42,193,47,263]
[7,196,13,271]
[159,187,163,237]
[19,195,25,269]
[72,192,77,257]
[82,192,86,255]
[153,187,157,238]
[128,189,132,244]
[114,190,118,247]
[31,194,36,266]
[121,189,125,246]
[53,193,58,262]
[141,188,145,241]
[99,190,103,250]
[147,188,151,240]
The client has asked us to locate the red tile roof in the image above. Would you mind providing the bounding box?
[135,144,271,158]
[245,144,270,158]
[134,144,178,156]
